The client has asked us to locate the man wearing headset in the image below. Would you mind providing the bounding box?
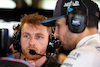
[12,13,60,67]
[8,24,25,59]
[40,0,100,67]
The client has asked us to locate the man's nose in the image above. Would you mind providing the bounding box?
[29,37,36,46]
[54,28,58,38]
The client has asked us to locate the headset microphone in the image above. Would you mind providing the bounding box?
[29,50,51,58]
[29,50,36,55]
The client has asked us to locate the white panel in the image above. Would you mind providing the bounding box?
[0,20,21,37]
[41,0,57,10]
[0,0,16,9]
[93,0,100,8]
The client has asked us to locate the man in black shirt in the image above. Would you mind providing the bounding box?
[12,13,60,67]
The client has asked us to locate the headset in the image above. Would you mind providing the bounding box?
[66,0,88,33]
[13,26,61,54]
[13,26,21,52]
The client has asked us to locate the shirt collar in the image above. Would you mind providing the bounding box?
[76,34,100,48]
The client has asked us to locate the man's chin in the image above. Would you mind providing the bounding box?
[26,54,42,60]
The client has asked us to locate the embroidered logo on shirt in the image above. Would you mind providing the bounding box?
[67,52,81,60]
[62,63,73,67]
[96,46,100,52]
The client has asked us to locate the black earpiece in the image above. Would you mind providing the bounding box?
[13,27,21,52]
[66,0,88,33]
[47,37,61,53]
[67,10,87,33]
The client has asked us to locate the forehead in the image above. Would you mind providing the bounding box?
[21,23,49,34]
[55,17,66,25]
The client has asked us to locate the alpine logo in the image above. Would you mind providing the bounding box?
[72,20,80,26]
[63,1,80,8]
[96,46,100,52]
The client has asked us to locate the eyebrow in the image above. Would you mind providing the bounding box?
[35,33,44,36]
[55,21,60,26]
[22,32,30,35]
[22,32,45,36]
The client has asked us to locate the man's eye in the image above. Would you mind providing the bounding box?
[25,35,29,38]
[37,36,41,38]
[56,24,60,28]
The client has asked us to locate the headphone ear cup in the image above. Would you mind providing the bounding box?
[46,35,61,53]
[68,11,87,33]
[13,30,21,52]
[46,35,56,53]
[46,41,56,53]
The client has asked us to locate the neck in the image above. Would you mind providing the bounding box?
[35,56,47,66]
[75,27,98,45]
[26,56,47,67]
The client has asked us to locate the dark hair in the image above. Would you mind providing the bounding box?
[87,15,99,28]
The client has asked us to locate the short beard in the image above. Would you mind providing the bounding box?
[62,32,75,50]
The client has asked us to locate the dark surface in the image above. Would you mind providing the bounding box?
[0,8,53,22]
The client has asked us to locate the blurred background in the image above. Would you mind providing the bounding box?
[0,0,99,49]
[0,0,58,47]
